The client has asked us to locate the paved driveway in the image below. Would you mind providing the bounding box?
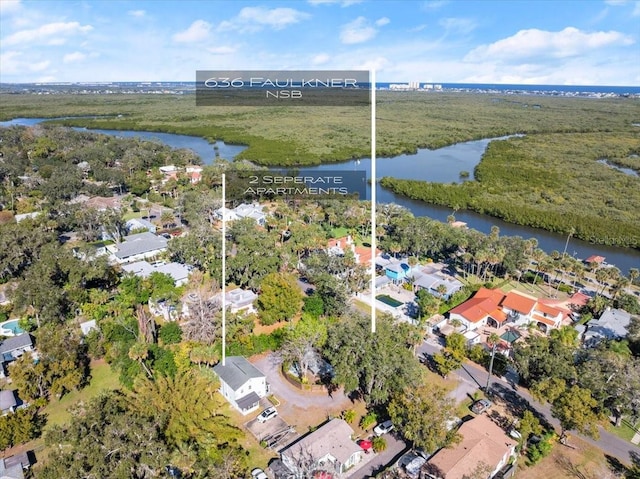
[348,433,409,479]
[251,353,353,431]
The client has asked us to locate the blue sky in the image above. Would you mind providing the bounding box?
[1,0,639,85]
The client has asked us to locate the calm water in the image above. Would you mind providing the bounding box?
[2,118,638,271]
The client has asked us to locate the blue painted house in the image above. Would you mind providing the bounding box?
[385,262,412,283]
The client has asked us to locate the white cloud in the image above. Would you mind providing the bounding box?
[207,45,236,55]
[36,75,57,83]
[604,0,629,5]
[3,21,93,46]
[340,16,388,44]
[633,1,640,15]
[311,53,331,65]
[0,0,22,15]
[29,60,50,72]
[218,7,310,32]
[422,1,449,10]
[409,24,428,32]
[128,10,146,17]
[172,20,211,43]
[438,17,477,34]
[354,56,391,72]
[465,27,634,62]
[63,51,86,63]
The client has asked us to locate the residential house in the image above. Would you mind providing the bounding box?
[584,307,632,346]
[0,334,35,379]
[159,165,179,183]
[412,269,463,300]
[383,259,412,284]
[233,203,267,226]
[279,418,363,478]
[213,356,268,414]
[0,452,32,479]
[0,390,18,415]
[121,260,191,286]
[425,415,517,479]
[70,195,122,211]
[327,236,381,267]
[126,217,157,234]
[214,203,267,226]
[106,232,168,264]
[186,165,203,184]
[448,288,507,332]
[529,302,564,333]
[224,288,258,314]
[0,459,24,479]
[501,291,537,326]
[448,288,566,334]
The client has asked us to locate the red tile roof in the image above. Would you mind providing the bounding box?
[585,255,605,263]
[534,302,563,317]
[532,314,558,326]
[450,288,505,323]
[501,291,536,314]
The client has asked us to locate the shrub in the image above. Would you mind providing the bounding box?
[360,412,378,430]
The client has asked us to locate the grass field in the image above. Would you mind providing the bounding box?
[516,436,625,479]
[43,359,120,429]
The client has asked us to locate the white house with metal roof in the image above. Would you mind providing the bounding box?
[106,232,168,264]
[213,356,268,414]
[121,260,191,286]
[584,307,632,346]
[126,218,157,234]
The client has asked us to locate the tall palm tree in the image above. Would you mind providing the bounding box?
[129,341,153,378]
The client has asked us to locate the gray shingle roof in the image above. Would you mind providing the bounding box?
[0,334,33,355]
[113,232,167,260]
[0,390,17,411]
[213,356,264,391]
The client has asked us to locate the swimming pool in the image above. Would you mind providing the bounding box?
[0,319,24,336]
[376,294,404,308]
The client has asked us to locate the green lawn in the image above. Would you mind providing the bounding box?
[352,299,372,314]
[43,360,120,429]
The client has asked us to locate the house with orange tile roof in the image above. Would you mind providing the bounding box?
[501,291,537,323]
[448,287,507,332]
[447,288,566,335]
[425,415,517,479]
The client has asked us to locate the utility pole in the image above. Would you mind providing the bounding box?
[485,334,499,395]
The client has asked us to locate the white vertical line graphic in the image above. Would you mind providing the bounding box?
[370,69,377,334]
[221,173,226,366]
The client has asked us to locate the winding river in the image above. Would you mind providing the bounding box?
[1,118,638,271]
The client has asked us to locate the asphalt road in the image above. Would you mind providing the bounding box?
[417,339,639,466]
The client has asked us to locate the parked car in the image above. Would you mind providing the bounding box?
[374,419,394,436]
[251,468,268,479]
[471,399,492,414]
[257,407,278,423]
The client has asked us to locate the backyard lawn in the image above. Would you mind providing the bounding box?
[43,359,120,429]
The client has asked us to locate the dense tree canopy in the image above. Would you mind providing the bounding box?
[323,313,421,405]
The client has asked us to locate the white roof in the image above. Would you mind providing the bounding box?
[121,260,190,284]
